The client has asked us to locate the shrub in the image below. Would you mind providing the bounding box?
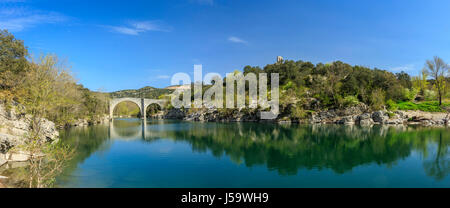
[282,81,295,91]
[386,99,398,111]
[314,93,332,107]
[290,103,307,119]
[424,90,437,101]
[343,95,359,107]
[370,89,385,110]
[402,88,419,101]
[387,112,396,118]
[166,103,174,110]
[386,86,405,102]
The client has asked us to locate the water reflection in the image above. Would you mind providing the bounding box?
[143,122,449,178]
[59,119,450,185]
[423,131,450,180]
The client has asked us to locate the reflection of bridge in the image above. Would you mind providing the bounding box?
[109,119,147,140]
[108,119,169,140]
[109,98,166,120]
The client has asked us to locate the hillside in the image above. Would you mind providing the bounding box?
[109,86,174,99]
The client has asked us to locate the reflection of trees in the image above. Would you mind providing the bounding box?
[423,131,450,180]
[55,119,450,180]
[144,123,450,176]
[56,125,110,185]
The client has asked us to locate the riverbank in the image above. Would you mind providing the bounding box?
[0,100,109,155]
[63,115,110,129]
[155,104,450,127]
[0,101,59,154]
[0,101,56,187]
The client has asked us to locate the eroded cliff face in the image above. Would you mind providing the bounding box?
[0,101,59,155]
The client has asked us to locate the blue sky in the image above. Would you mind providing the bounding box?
[1,0,449,92]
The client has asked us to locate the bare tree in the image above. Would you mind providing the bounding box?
[425,56,449,106]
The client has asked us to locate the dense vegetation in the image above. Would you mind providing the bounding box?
[0,29,111,187]
[113,101,141,117]
[0,30,109,127]
[162,58,449,119]
[241,58,450,117]
[110,86,173,99]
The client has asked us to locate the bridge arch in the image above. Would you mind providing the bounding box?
[145,103,163,117]
[109,98,166,119]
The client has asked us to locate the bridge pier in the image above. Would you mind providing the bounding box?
[141,98,146,120]
[109,104,114,120]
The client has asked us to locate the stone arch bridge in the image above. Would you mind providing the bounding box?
[109,98,166,119]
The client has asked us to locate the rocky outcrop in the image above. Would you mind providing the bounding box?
[187,108,259,122]
[162,107,259,122]
[355,113,372,125]
[400,111,449,126]
[0,101,59,155]
[61,115,110,129]
[163,108,186,119]
[72,118,89,127]
[336,116,356,125]
[159,102,449,126]
[311,103,369,124]
[311,108,448,126]
[371,111,387,123]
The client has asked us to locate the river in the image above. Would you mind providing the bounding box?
[55,118,450,187]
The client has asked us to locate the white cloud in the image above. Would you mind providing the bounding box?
[131,21,171,32]
[108,26,140,35]
[0,6,67,31]
[228,36,247,44]
[106,20,172,36]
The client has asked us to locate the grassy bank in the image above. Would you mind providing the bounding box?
[390,101,450,112]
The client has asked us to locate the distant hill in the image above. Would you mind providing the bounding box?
[164,84,191,90]
[109,86,174,99]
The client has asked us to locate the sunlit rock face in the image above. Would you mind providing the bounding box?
[0,101,59,154]
[0,154,6,167]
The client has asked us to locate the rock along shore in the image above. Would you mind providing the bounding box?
[0,101,59,161]
[154,104,450,127]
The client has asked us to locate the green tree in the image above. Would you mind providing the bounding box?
[370,88,385,110]
[412,69,429,95]
[425,56,449,106]
[0,30,29,99]
[396,71,412,89]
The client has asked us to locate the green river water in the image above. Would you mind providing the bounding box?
[55,118,450,187]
